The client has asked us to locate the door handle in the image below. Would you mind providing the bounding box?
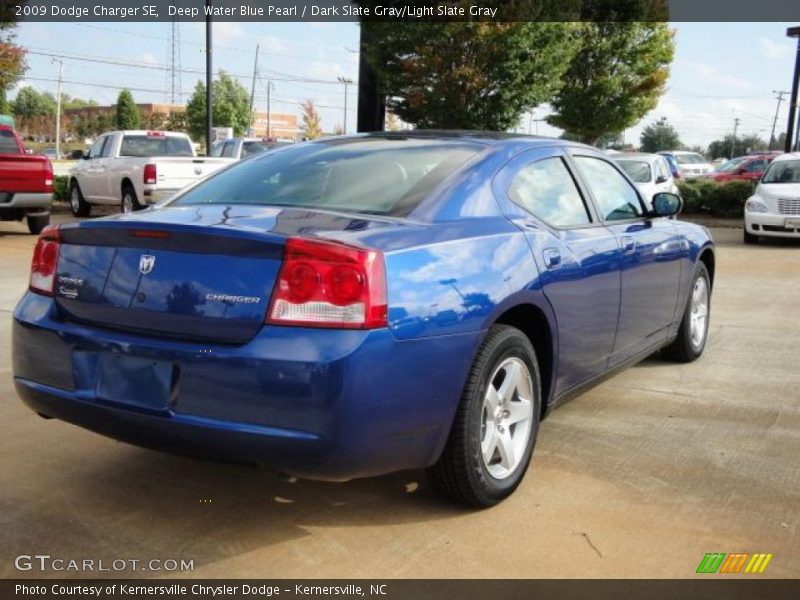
[543,248,561,269]
[621,235,636,254]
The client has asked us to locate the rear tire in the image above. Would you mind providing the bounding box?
[427,325,541,508]
[69,181,90,217]
[26,214,50,235]
[121,183,143,213]
[743,229,759,245]
[662,263,711,363]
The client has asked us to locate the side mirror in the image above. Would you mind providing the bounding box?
[655,174,668,184]
[651,192,683,217]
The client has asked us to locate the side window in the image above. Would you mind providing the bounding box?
[100,135,114,157]
[210,142,223,158]
[221,141,236,158]
[745,159,764,173]
[657,159,670,180]
[88,136,106,159]
[508,157,592,228]
[574,156,644,221]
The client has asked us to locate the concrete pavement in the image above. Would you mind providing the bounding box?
[0,219,798,579]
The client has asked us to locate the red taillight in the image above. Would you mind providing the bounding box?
[129,229,172,239]
[43,160,53,190]
[144,163,157,185]
[29,225,61,296]
[268,238,388,329]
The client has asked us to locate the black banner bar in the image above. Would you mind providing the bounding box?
[2,0,800,23]
[3,580,800,600]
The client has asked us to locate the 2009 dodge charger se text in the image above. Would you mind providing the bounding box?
[12,133,715,506]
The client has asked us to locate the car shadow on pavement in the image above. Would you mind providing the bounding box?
[1,441,465,578]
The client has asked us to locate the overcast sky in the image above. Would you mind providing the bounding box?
[11,21,799,149]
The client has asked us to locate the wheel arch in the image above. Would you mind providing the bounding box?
[698,246,715,289]
[120,177,135,196]
[490,302,556,420]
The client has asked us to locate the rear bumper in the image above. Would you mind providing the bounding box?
[745,212,800,239]
[143,188,182,205]
[12,293,480,480]
[0,192,52,211]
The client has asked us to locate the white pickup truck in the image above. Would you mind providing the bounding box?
[68,130,230,216]
[210,137,293,161]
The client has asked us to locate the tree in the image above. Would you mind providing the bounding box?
[547,21,674,144]
[0,17,27,114]
[708,134,767,159]
[185,71,251,143]
[115,89,140,130]
[300,99,322,140]
[639,117,681,152]
[363,20,579,130]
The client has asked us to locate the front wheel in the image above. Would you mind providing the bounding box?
[69,181,91,217]
[26,214,50,235]
[662,262,711,363]
[427,325,541,507]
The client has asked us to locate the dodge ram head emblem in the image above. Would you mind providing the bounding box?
[139,255,156,275]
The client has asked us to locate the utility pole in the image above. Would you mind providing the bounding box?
[266,81,274,138]
[337,77,353,134]
[731,117,740,158]
[205,0,212,155]
[785,26,800,152]
[248,44,260,135]
[769,90,788,150]
[52,59,64,159]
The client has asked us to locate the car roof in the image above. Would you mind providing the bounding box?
[613,152,664,163]
[312,130,595,151]
[771,152,800,162]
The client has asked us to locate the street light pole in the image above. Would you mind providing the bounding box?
[338,77,353,134]
[52,59,64,159]
[731,117,740,159]
[784,26,800,152]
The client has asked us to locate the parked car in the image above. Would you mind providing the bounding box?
[614,152,680,208]
[658,151,714,178]
[744,152,800,244]
[709,154,775,183]
[13,133,715,507]
[0,124,54,234]
[67,130,231,216]
[210,137,293,161]
[662,153,682,180]
[39,147,60,161]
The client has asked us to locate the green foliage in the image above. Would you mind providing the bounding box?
[53,175,69,202]
[548,22,675,144]
[115,89,140,130]
[11,86,55,119]
[186,72,251,144]
[364,20,580,130]
[677,178,753,217]
[707,134,767,160]
[640,117,681,153]
[0,22,27,114]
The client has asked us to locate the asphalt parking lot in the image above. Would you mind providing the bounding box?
[1,214,798,578]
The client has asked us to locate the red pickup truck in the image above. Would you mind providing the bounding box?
[0,124,54,234]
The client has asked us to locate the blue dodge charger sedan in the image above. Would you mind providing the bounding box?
[12,132,714,506]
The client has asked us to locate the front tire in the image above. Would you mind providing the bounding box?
[743,229,759,245]
[427,325,541,507]
[26,214,50,235]
[69,181,90,217]
[662,263,711,363]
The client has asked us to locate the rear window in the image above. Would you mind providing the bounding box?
[170,138,483,217]
[674,153,706,165]
[119,135,193,158]
[242,141,271,157]
[0,129,20,154]
[616,160,651,183]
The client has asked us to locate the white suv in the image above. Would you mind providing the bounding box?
[744,152,800,244]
